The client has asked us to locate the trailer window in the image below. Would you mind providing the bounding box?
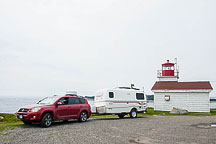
[136,93,144,100]
[109,92,114,98]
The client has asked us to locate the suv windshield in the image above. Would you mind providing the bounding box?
[38,96,60,105]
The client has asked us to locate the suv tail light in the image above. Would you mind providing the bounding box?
[85,99,88,104]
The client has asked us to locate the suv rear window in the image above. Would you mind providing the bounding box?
[136,93,144,100]
[80,98,85,104]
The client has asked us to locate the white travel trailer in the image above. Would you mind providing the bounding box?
[95,87,147,118]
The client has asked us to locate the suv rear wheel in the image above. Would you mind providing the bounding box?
[78,111,88,122]
[40,113,52,127]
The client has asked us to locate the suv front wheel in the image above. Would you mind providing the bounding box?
[40,113,52,127]
[78,111,88,122]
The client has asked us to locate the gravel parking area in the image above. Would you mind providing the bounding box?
[1,116,216,144]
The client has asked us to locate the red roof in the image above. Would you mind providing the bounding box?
[162,60,174,66]
[162,62,174,66]
[151,81,213,90]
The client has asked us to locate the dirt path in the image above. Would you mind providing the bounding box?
[1,116,216,144]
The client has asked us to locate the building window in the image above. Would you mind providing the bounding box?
[109,92,114,98]
[164,95,170,101]
[136,93,145,100]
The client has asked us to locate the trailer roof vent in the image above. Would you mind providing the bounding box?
[117,86,140,90]
[118,87,131,89]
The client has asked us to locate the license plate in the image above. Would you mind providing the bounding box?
[19,115,23,119]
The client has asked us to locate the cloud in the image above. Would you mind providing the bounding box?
[0,0,216,97]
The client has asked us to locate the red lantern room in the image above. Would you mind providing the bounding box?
[157,59,179,81]
[162,60,175,76]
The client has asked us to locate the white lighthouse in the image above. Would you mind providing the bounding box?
[151,60,213,113]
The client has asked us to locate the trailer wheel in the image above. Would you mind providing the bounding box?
[130,109,137,118]
[118,114,125,119]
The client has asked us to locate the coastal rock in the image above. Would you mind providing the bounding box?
[170,107,188,114]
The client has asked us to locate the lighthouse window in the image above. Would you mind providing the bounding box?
[163,66,174,70]
[165,66,171,70]
[171,66,174,70]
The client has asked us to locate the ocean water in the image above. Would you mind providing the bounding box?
[0,97,43,113]
[0,97,216,114]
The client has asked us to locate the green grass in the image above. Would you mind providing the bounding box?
[90,108,216,118]
[0,113,23,133]
[90,114,119,118]
[138,108,216,116]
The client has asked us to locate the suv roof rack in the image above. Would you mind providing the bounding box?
[65,94,85,98]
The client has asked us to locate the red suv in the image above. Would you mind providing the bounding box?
[17,95,91,127]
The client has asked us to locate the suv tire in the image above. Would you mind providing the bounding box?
[40,113,52,127]
[78,111,88,122]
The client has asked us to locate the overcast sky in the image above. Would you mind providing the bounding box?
[0,0,216,98]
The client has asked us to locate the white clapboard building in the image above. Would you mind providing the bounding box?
[151,60,213,113]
